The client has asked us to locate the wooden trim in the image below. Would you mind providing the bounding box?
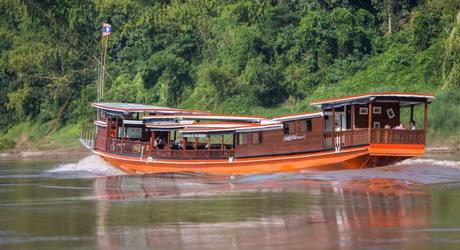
[424,102,428,143]
[105,118,110,150]
[150,131,154,150]
[167,131,171,150]
[424,102,428,130]
[368,102,372,144]
[351,104,355,145]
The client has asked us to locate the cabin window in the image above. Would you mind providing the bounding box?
[299,119,313,133]
[306,119,312,132]
[283,122,295,135]
[126,127,142,139]
[238,133,248,145]
[252,132,263,144]
[283,124,290,134]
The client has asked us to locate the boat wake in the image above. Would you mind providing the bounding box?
[47,155,124,177]
[396,158,460,169]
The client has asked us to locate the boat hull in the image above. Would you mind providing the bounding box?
[94,144,422,174]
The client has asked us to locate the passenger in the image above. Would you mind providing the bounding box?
[384,124,391,129]
[173,139,183,150]
[154,137,160,148]
[157,138,165,149]
[394,122,405,130]
[409,120,416,130]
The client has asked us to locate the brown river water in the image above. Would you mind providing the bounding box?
[1,154,460,249]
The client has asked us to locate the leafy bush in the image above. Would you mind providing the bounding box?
[0,138,15,151]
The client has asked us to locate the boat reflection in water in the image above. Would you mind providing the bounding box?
[94,173,430,249]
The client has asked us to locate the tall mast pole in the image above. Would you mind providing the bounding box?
[98,22,111,102]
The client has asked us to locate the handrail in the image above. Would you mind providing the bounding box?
[323,129,368,149]
[371,129,425,144]
[106,138,234,160]
[323,128,425,149]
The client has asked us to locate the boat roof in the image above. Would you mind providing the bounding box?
[91,103,208,115]
[272,112,323,122]
[145,121,282,132]
[179,123,283,135]
[143,114,265,123]
[145,122,249,130]
[310,92,435,109]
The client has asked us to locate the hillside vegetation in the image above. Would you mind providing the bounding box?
[0,0,459,150]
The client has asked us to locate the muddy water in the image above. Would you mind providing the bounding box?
[1,155,460,249]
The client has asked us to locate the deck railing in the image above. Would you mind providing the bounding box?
[106,138,234,160]
[324,128,425,149]
[149,149,235,160]
[323,129,368,149]
[106,138,151,155]
[102,129,425,159]
[371,129,425,144]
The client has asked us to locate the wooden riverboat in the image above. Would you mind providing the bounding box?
[81,92,434,174]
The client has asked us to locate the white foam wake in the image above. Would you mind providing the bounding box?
[47,155,124,176]
[396,158,460,170]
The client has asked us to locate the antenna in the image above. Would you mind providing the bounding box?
[97,22,112,102]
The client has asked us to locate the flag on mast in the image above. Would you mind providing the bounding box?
[101,22,112,36]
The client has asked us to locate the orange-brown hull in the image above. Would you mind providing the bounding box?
[94,144,424,175]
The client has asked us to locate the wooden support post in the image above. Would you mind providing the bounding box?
[182,137,187,158]
[410,105,414,122]
[194,136,198,157]
[150,131,154,151]
[332,108,335,148]
[351,104,355,145]
[424,101,428,131]
[332,108,335,132]
[105,118,110,151]
[167,131,171,150]
[221,135,224,156]
[207,136,211,157]
[121,117,125,152]
[115,117,119,139]
[368,102,373,144]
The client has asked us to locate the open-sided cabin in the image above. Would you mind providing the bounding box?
[81,92,434,174]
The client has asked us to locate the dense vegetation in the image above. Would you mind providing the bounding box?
[0,0,459,150]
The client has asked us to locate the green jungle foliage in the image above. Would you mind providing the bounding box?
[0,0,459,149]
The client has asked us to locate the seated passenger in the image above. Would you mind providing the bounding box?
[172,139,183,150]
[394,122,405,129]
[409,120,416,130]
[157,138,165,149]
[384,124,391,129]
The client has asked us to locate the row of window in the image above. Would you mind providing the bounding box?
[237,119,314,145]
[237,132,263,145]
[283,119,313,135]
